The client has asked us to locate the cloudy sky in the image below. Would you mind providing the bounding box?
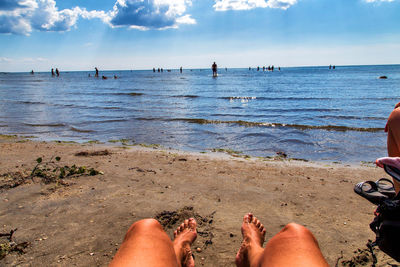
[0,0,399,72]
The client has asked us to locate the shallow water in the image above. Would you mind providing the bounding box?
[1,65,399,163]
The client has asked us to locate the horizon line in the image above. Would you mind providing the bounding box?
[1,63,399,73]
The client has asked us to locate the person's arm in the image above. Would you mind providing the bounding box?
[376,157,400,194]
[375,157,400,169]
[385,102,400,132]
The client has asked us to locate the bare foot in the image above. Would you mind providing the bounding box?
[236,213,266,267]
[173,218,197,267]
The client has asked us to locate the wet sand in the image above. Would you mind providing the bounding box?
[0,137,397,266]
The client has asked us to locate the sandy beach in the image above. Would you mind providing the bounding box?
[0,136,397,266]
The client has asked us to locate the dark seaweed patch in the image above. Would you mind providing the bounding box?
[155,206,215,251]
[75,150,111,156]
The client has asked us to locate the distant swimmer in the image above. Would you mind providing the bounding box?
[31,70,34,75]
[95,67,99,77]
[257,66,260,71]
[249,67,251,70]
[263,66,265,71]
[271,65,274,72]
[102,75,107,80]
[153,68,156,73]
[51,68,55,76]
[114,75,118,79]
[329,65,332,69]
[56,68,59,77]
[180,66,182,73]
[278,67,281,71]
[333,65,336,70]
[212,62,218,77]
[161,68,163,72]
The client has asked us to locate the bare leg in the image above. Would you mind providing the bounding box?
[236,213,328,267]
[109,218,197,267]
[386,108,400,193]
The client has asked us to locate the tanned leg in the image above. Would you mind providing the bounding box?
[109,218,197,267]
[386,108,400,193]
[260,223,329,267]
[236,214,329,267]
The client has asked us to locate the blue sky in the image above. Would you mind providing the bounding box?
[0,0,399,72]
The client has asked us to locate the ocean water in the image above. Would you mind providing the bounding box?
[0,65,399,163]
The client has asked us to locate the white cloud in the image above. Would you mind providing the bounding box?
[1,57,48,63]
[79,9,109,21]
[0,14,32,35]
[0,0,195,35]
[108,0,195,30]
[0,57,12,62]
[213,0,298,11]
[175,14,196,25]
[0,0,90,34]
[268,0,298,9]
[29,1,81,32]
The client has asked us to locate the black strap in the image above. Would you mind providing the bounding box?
[367,241,378,267]
[384,164,400,183]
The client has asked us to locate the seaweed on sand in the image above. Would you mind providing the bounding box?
[0,156,103,191]
[0,229,29,260]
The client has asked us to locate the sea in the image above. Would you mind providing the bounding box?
[1,65,399,163]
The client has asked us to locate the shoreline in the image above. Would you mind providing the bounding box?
[0,137,396,266]
[0,134,378,167]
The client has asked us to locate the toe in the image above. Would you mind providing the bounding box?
[188,218,196,230]
[243,214,251,223]
[252,216,259,226]
[247,213,254,223]
[184,219,189,229]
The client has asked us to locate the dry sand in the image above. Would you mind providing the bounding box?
[0,137,398,266]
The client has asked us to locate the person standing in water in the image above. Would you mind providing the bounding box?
[212,62,218,77]
[51,68,55,77]
[95,67,99,77]
[55,68,59,77]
